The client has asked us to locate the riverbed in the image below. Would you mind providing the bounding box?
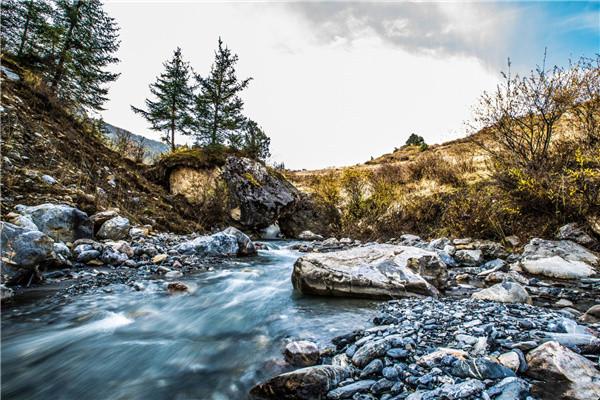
[1,242,378,399]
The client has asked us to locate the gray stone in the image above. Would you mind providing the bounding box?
[96,216,131,240]
[222,227,256,256]
[454,249,483,266]
[485,377,530,400]
[352,338,391,368]
[326,380,376,400]
[556,223,596,247]
[292,244,446,299]
[298,230,324,241]
[284,340,320,367]
[472,281,531,304]
[520,239,598,280]
[15,203,92,242]
[451,357,516,380]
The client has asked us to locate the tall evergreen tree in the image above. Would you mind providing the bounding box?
[49,0,120,111]
[194,37,251,147]
[239,119,271,161]
[131,48,195,151]
[1,0,53,63]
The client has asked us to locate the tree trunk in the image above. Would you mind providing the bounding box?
[51,1,82,89]
[17,1,34,57]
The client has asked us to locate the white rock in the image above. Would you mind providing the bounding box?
[472,281,531,304]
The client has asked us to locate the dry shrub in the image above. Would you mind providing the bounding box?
[407,152,463,186]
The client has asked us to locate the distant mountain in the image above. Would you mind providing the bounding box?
[102,122,169,163]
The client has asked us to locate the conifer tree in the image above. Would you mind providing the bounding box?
[1,0,53,63]
[194,37,251,147]
[49,0,120,111]
[239,119,271,161]
[131,48,195,151]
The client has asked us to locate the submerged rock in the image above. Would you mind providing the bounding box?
[249,365,351,400]
[292,244,446,299]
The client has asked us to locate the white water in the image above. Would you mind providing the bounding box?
[1,243,378,399]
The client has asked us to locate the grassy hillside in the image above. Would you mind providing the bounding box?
[287,109,599,242]
[0,61,204,234]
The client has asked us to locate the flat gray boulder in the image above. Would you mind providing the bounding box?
[472,281,532,304]
[176,228,256,257]
[292,244,447,299]
[520,239,598,279]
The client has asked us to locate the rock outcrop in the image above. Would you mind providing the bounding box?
[291,244,447,299]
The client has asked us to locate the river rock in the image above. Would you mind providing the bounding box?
[520,239,598,279]
[14,203,92,242]
[96,216,131,240]
[90,210,119,233]
[284,340,320,367]
[326,380,376,400]
[454,249,483,266]
[580,304,600,323]
[526,341,600,400]
[9,230,55,269]
[471,281,532,304]
[451,357,516,380]
[222,227,256,256]
[485,377,531,400]
[292,245,445,299]
[298,230,324,241]
[176,228,255,257]
[249,365,351,400]
[352,338,391,368]
[556,223,596,247]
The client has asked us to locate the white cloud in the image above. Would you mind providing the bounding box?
[101,2,504,169]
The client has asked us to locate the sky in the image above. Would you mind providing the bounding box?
[101,1,600,170]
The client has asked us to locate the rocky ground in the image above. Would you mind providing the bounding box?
[1,202,599,400]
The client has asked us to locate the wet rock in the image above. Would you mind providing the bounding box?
[419,379,485,399]
[167,281,189,293]
[10,230,55,269]
[520,239,598,280]
[14,203,92,242]
[1,284,14,301]
[471,281,531,304]
[249,365,351,400]
[526,341,600,400]
[360,358,384,377]
[292,245,446,299]
[580,304,600,323]
[485,377,531,400]
[176,228,255,257]
[284,340,320,367]
[97,216,131,240]
[556,223,596,247]
[451,357,516,380]
[222,227,257,256]
[352,339,391,368]
[298,230,324,241]
[327,379,376,400]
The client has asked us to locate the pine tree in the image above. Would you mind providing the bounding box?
[1,0,53,64]
[131,48,195,151]
[239,119,271,161]
[194,37,251,147]
[49,0,120,111]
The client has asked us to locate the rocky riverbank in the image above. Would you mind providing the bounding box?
[251,298,600,400]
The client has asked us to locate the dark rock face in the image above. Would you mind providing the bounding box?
[278,193,340,239]
[222,156,299,230]
[14,203,93,242]
[249,365,351,400]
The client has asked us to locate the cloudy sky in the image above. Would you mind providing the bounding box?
[101,1,599,170]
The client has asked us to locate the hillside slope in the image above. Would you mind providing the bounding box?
[1,64,203,234]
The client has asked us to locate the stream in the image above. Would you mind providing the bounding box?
[1,242,378,399]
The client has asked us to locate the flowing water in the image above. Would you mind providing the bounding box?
[1,242,378,400]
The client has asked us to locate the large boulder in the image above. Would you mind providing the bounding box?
[291,244,447,299]
[176,228,256,257]
[284,340,320,367]
[14,203,92,242]
[520,239,598,279]
[526,341,600,400]
[249,365,351,400]
[96,216,131,240]
[471,281,532,304]
[222,156,299,230]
